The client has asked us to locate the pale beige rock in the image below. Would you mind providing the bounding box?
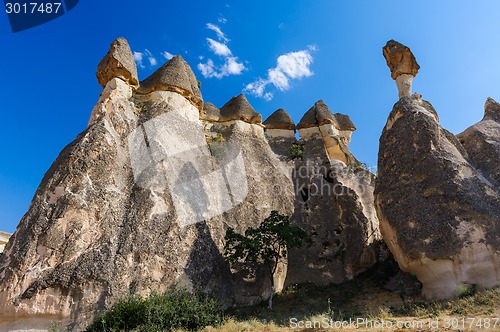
[383,40,420,98]
[0,231,11,254]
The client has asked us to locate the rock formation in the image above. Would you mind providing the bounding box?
[457,97,500,186]
[0,231,11,254]
[219,94,263,124]
[382,40,420,98]
[297,100,357,164]
[286,100,382,286]
[0,39,293,331]
[96,37,139,89]
[376,42,500,299]
[0,38,383,331]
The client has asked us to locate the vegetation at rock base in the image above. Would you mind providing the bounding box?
[85,288,223,332]
[224,211,310,309]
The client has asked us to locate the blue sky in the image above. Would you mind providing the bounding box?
[1,1,499,233]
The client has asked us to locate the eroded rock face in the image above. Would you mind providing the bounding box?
[286,101,382,286]
[96,37,139,89]
[375,94,500,299]
[0,48,293,332]
[457,97,500,186]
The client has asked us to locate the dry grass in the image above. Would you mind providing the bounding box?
[204,268,500,332]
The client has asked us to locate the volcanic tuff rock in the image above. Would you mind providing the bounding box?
[0,40,293,331]
[286,100,382,286]
[219,94,263,124]
[137,55,203,111]
[96,37,139,89]
[383,40,420,98]
[0,38,382,331]
[375,93,500,299]
[263,108,295,130]
[0,231,11,253]
[457,97,500,186]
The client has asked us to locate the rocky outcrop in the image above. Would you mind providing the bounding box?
[297,100,357,164]
[383,40,420,98]
[137,55,203,111]
[219,94,262,124]
[200,102,221,122]
[457,97,500,186]
[96,37,139,89]
[286,100,382,286]
[262,109,296,158]
[0,41,294,331]
[375,93,500,299]
[0,231,11,254]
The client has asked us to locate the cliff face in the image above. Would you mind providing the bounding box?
[0,38,379,331]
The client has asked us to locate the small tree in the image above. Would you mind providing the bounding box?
[224,211,310,309]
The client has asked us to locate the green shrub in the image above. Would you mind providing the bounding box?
[86,288,223,332]
[290,144,303,159]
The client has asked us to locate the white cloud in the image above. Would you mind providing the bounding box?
[244,47,316,100]
[198,59,216,78]
[198,57,245,79]
[198,23,246,79]
[207,23,228,42]
[218,16,227,24]
[133,51,145,69]
[144,49,157,66]
[163,51,174,60]
[207,38,232,57]
[222,57,245,75]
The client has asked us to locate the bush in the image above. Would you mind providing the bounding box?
[86,288,223,332]
[290,144,303,159]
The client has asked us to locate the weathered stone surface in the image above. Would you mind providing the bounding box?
[286,135,382,286]
[200,102,221,122]
[375,94,500,299]
[457,97,500,186]
[297,100,357,164]
[219,94,262,124]
[263,109,295,130]
[0,231,11,253]
[96,37,139,89]
[0,79,293,331]
[382,40,420,80]
[137,55,203,111]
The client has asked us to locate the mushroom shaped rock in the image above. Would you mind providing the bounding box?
[137,55,203,111]
[96,37,139,89]
[263,109,295,130]
[200,102,221,122]
[219,94,262,124]
[383,40,420,98]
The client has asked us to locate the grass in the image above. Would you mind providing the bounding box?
[83,264,499,331]
[206,266,499,332]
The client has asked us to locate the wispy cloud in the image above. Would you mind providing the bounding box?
[218,16,227,24]
[207,23,228,42]
[133,51,145,69]
[207,38,232,56]
[144,49,157,66]
[244,45,317,100]
[198,22,246,79]
[163,51,174,60]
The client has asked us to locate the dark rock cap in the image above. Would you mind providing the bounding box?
[382,40,420,80]
[263,109,295,130]
[200,102,221,122]
[297,100,355,131]
[137,55,203,111]
[219,94,262,124]
[96,37,139,89]
[484,97,500,122]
